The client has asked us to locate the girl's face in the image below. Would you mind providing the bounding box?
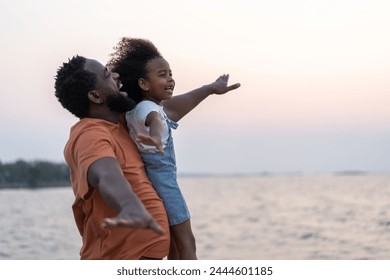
[140,57,175,104]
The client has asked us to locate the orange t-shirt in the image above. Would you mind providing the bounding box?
[64,117,170,259]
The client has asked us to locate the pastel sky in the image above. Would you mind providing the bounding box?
[0,0,389,174]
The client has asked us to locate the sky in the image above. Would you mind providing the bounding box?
[0,0,389,174]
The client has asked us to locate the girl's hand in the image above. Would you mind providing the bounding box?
[210,74,241,95]
[136,133,164,154]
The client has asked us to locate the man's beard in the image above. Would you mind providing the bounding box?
[106,93,135,113]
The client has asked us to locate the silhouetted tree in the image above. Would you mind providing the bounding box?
[0,160,70,189]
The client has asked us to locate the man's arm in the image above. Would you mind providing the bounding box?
[162,74,240,122]
[87,157,164,234]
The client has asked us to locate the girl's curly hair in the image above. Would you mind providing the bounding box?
[107,37,162,104]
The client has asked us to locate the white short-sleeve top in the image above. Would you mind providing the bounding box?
[125,100,171,152]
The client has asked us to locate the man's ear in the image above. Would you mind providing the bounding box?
[138,78,149,91]
[87,90,103,104]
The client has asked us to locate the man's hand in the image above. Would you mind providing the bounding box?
[102,205,165,235]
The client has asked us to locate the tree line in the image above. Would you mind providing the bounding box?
[0,160,70,189]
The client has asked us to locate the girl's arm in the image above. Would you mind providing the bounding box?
[136,111,164,154]
[162,74,240,122]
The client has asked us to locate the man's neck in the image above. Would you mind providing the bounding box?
[88,110,121,124]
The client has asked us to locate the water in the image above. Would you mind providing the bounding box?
[1,174,390,260]
[0,187,80,260]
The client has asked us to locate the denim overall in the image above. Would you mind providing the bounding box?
[140,118,190,226]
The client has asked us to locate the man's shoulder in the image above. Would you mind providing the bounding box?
[71,118,113,132]
[68,118,118,145]
[65,118,119,164]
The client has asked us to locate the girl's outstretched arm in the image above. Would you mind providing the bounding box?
[162,74,240,122]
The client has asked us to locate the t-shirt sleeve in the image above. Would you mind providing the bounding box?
[133,101,162,125]
[72,125,116,199]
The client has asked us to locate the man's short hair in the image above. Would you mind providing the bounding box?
[54,55,96,118]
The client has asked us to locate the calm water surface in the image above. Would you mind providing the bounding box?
[1,174,390,260]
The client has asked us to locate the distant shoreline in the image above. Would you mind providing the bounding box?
[3,171,389,189]
[1,158,388,190]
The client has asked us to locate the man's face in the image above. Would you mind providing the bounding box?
[84,58,134,113]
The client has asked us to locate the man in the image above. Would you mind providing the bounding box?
[55,56,170,259]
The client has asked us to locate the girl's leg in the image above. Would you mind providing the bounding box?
[169,220,197,260]
[168,234,180,260]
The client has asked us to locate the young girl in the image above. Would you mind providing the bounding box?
[108,38,240,259]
